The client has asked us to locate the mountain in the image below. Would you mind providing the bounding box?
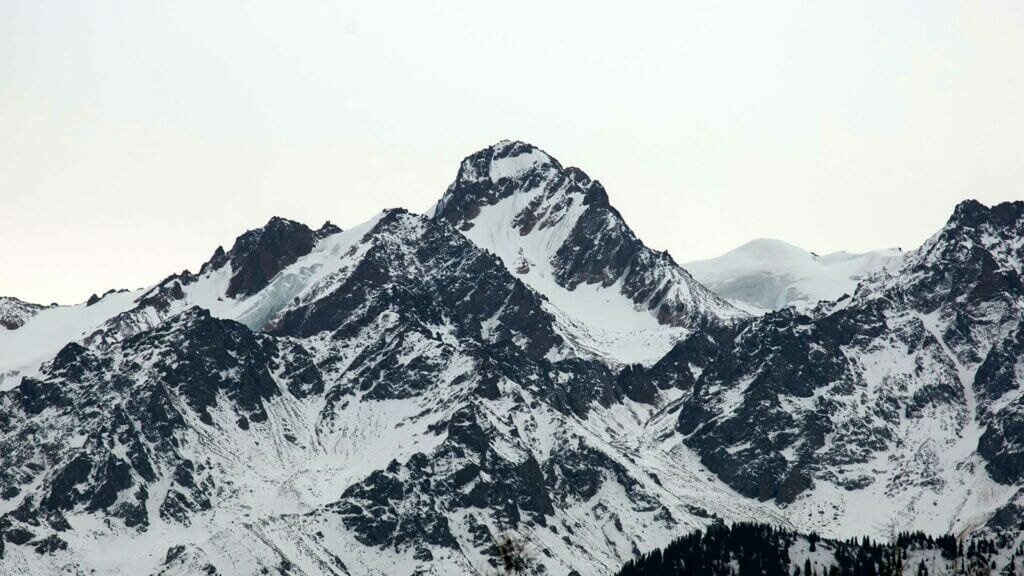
[684,239,903,314]
[432,140,744,365]
[635,199,1024,537]
[3,206,744,575]
[1,141,1022,575]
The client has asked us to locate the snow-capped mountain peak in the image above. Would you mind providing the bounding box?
[909,198,1024,279]
[685,238,903,314]
[433,140,744,365]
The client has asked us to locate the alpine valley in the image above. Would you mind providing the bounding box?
[2,141,1023,576]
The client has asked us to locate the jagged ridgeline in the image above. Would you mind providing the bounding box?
[615,523,1017,576]
[1,141,1023,575]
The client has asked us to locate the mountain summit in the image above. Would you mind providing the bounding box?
[434,140,744,364]
[685,238,903,313]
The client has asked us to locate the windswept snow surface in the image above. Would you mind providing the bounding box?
[685,238,903,313]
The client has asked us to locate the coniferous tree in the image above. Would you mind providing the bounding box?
[893,543,903,576]
[612,524,976,576]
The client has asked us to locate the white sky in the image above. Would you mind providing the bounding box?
[1,1,1022,304]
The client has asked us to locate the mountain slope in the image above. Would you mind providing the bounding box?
[684,239,903,314]
[0,290,145,390]
[0,216,347,392]
[637,200,1024,545]
[2,206,764,575]
[433,140,744,365]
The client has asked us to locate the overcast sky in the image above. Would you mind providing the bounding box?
[2,1,1022,304]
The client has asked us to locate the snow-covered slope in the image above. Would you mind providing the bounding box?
[0,206,766,576]
[0,290,144,390]
[433,140,745,365]
[0,216,350,390]
[685,238,903,314]
[638,199,1024,554]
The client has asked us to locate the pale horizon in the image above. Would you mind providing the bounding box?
[2,1,1022,304]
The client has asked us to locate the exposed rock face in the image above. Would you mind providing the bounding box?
[327,394,680,573]
[268,209,556,347]
[0,297,42,330]
[0,308,320,552]
[433,140,744,333]
[222,217,322,298]
[76,217,343,352]
[977,318,1024,484]
[264,209,625,414]
[645,201,1024,520]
